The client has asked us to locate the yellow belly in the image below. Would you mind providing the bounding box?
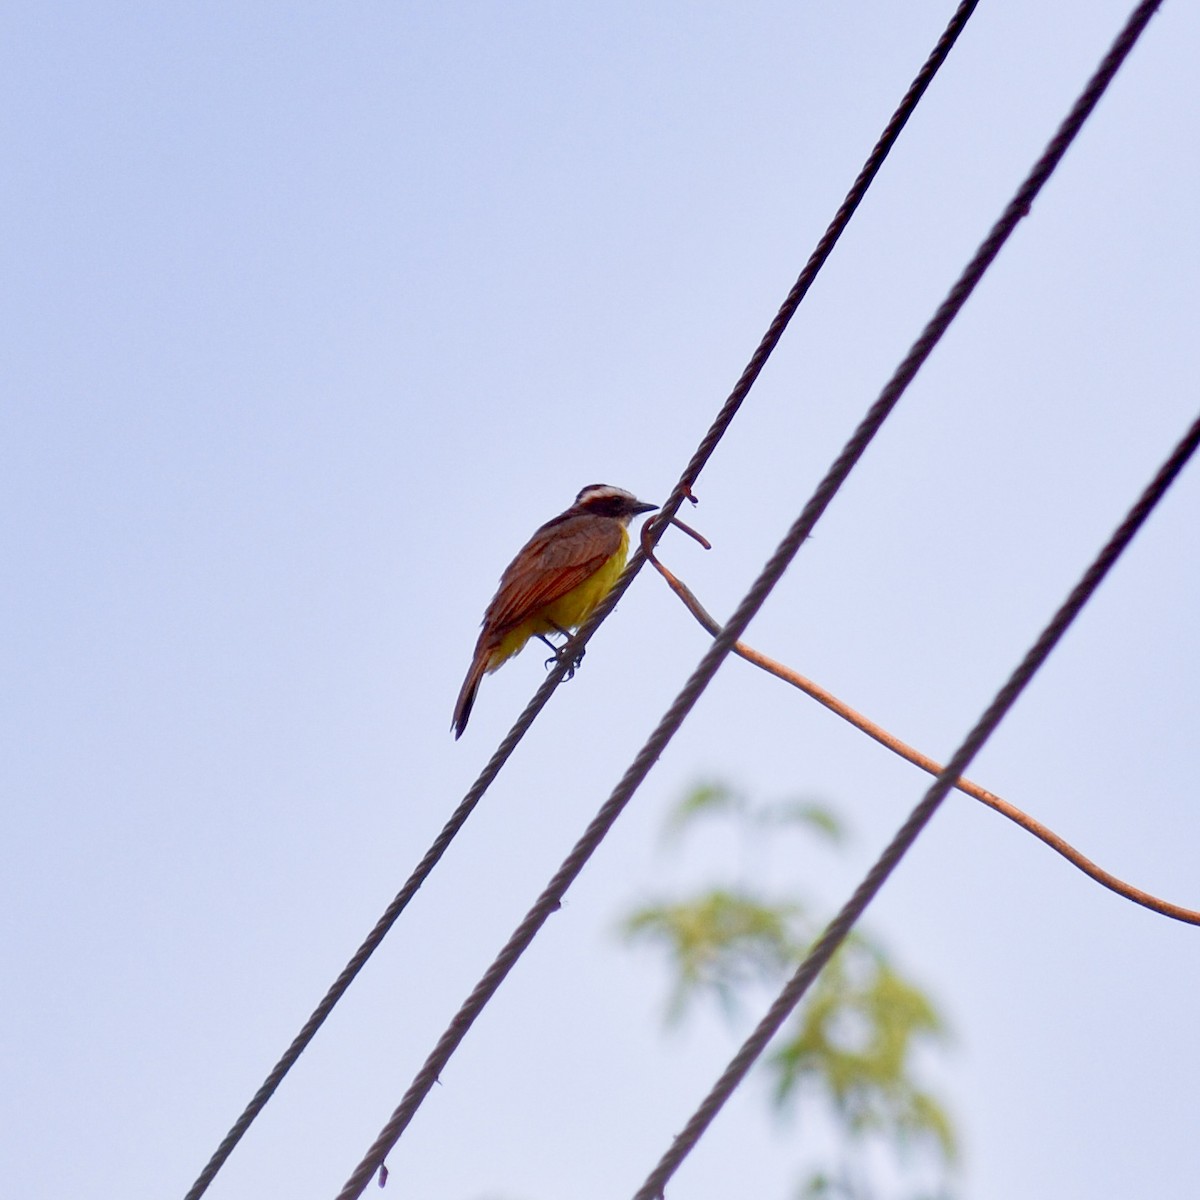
[487,529,629,671]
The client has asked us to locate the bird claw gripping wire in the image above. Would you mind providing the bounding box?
[538,632,585,677]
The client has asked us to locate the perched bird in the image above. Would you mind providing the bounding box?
[452,483,657,737]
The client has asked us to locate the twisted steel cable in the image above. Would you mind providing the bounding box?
[334,1,1166,1193]
[658,0,982,518]
[181,7,980,1198]
[633,402,1199,1200]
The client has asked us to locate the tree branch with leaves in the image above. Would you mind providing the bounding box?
[622,783,957,1200]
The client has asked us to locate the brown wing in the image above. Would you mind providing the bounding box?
[482,514,622,634]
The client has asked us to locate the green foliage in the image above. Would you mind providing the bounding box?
[660,781,846,848]
[623,889,804,1021]
[621,783,957,1200]
[772,937,956,1162]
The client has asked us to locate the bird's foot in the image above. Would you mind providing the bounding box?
[539,633,585,678]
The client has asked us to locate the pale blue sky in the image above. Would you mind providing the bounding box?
[3,3,1198,1198]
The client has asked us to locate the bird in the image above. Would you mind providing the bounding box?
[452,483,657,738]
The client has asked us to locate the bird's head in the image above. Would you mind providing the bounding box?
[573,483,658,522]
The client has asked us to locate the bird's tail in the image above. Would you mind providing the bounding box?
[452,650,490,739]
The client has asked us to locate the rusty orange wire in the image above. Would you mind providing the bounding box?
[642,516,1200,927]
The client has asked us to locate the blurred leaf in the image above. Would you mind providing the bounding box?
[769,935,954,1164]
[622,888,807,1020]
[622,781,959,1199]
[798,1169,841,1199]
[756,798,847,845]
[660,780,746,843]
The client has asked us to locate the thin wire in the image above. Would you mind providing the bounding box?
[661,0,982,511]
[334,0,1156,1189]
[642,534,1200,925]
[633,405,1200,1200]
[181,8,980,1197]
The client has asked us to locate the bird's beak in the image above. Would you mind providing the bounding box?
[632,500,658,516]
